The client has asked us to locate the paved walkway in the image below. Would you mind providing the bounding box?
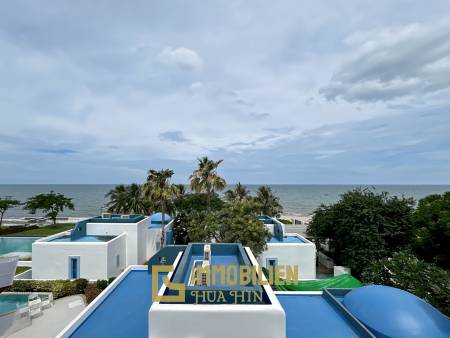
[8,295,86,338]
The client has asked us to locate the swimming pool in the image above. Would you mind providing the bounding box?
[0,294,28,315]
[49,235,115,242]
[0,237,39,255]
[268,235,305,243]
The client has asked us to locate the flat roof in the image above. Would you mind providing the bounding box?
[69,270,158,338]
[277,293,367,338]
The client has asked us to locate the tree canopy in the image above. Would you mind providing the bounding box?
[23,191,74,224]
[0,197,21,228]
[224,182,250,203]
[362,250,450,316]
[307,188,415,277]
[189,157,226,211]
[254,185,283,217]
[411,192,450,269]
[185,200,271,256]
[105,183,149,215]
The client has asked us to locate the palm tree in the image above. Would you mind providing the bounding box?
[189,157,226,211]
[105,184,147,214]
[224,182,250,203]
[105,185,129,213]
[144,169,177,247]
[127,183,147,214]
[255,185,283,217]
[173,184,186,196]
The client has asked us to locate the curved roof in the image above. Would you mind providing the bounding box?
[343,285,450,338]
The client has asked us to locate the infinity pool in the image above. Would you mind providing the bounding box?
[0,237,39,255]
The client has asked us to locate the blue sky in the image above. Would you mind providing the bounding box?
[1,1,450,184]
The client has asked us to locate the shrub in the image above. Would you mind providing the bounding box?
[8,280,77,299]
[362,251,450,316]
[84,283,102,304]
[96,279,108,290]
[74,278,89,294]
[108,277,116,284]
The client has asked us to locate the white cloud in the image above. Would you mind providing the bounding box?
[157,47,204,71]
[320,20,450,104]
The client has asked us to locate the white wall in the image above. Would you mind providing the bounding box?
[107,234,127,278]
[32,242,109,280]
[86,217,149,265]
[259,234,316,280]
[147,228,161,259]
[149,247,286,338]
[32,233,126,280]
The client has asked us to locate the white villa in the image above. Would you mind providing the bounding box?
[31,213,172,280]
[27,213,314,281]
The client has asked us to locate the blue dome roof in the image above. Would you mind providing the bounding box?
[343,285,450,338]
[149,212,172,225]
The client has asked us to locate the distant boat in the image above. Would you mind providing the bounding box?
[0,255,18,291]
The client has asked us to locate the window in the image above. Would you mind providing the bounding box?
[116,254,120,268]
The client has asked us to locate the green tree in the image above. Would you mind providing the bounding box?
[224,182,250,203]
[23,191,74,225]
[144,169,177,247]
[186,200,270,256]
[411,192,450,269]
[362,251,450,316]
[307,188,415,277]
[105,184,148,214]
[189,157,226,212]
[254,185,283,217]
[105,184,129,214]
[0,197,21,228]
[173,193,225,244]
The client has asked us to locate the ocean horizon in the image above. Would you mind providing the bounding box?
[1,184,450,218]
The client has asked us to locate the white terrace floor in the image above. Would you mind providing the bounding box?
[8,295,86,338]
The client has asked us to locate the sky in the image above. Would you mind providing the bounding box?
[1,1,450,184]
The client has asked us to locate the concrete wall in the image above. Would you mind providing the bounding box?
[32,233,126,280]
[86,217,149,265]
[107,234,127,278]
[149,248,286,338]
[259,234,316,280]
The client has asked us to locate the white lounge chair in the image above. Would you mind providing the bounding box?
[28,293,42,318]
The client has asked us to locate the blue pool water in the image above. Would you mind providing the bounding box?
[184,254,241,286]
[0,237,39,255]
[269,235,305,243]
[0,295,28,314]
[50,235,115,242]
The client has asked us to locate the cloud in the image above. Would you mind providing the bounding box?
[320,20,450,103]
[159,131,190,143]
[157,47,204,71]
[33,148,79,155]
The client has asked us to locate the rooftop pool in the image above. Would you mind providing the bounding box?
[0,237,39,255]
[0,294,28,315]
[49,235,115,243]
[268,235,305,243]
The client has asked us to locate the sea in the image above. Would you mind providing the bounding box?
[1,184,450,218]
